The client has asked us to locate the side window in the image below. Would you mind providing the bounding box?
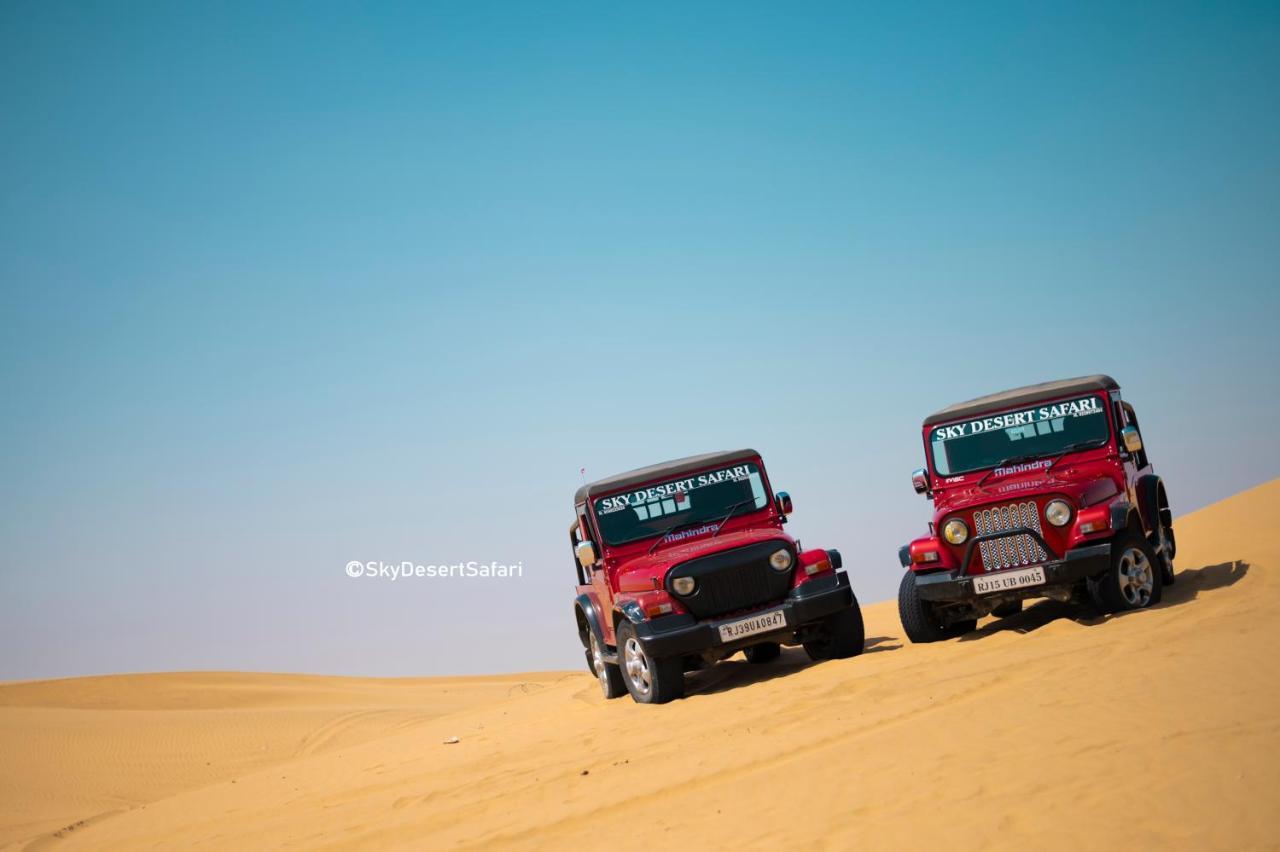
[570,506,596,583]
[1121,402,1151,468]
[573,505,604,557]
[569,520,585,583]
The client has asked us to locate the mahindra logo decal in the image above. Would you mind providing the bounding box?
[662,523,719,544]
[993,459,1053,477]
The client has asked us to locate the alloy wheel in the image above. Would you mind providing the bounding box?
[1117,546,1154,606]
[623,637,652,696]
[589,634,609,697]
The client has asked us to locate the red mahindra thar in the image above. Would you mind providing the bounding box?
[571,449,864,704]
[899,375,1176,642]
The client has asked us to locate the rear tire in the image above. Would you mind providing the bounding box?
[899,570,973,642]
[1154,522,1176,587]
[616,621,684,704]
[1089,532,1163,614]
[588,632,626,700]
[802,599,865,660]
[744,642,781,664]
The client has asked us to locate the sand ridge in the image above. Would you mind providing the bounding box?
[2,480,1278,849]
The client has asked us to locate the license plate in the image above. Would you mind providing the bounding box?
[718,608,786,643]
[973,565,1046,595]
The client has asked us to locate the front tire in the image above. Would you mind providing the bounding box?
[898,570,975,642]
[616,621,685,704]
[588,632,626,700]
[1090,532,1163,614]
[802,598,865,660]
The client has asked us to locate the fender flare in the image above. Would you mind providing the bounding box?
[613,598,646,628]
[574,594,605,650]
[1135,475,1164,537]
[1110,500,1136,533]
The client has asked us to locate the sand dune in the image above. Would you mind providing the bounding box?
[3,480,1278,850]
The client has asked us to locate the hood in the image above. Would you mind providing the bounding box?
[614,527,793,593]
[932,456,1123,522]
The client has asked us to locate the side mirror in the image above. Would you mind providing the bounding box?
[774,491,793,516]
[1121,425,1143,454]
[574,539,598,569]
[911,468,931,495]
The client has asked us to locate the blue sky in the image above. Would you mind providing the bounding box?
[2,1,1278,678]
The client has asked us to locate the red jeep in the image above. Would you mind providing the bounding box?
[572,449,864,704]
[899,375,1176,642]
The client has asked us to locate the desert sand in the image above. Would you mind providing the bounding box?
[3,479,1278,850]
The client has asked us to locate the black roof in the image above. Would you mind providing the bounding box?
[574,449,760,505]
[923,375,1119,427]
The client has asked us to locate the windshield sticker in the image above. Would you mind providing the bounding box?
[597,465,755,515]
[933,396,1103,442]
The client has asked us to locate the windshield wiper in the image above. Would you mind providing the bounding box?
[710,499,756,538]
[977,440,1110,489]
[976,454,1042,490]
[648,516,714,555]
[1046,439,1108,472]
[647,498,759,553]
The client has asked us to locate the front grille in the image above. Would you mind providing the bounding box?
[667,541,794,619]
[972,501,1048,571]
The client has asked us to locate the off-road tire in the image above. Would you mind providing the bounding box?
[802,599,865,660]
[1153,522,1176,587]
[588,631,626,700]
[615,621,684,704]
[991,599,1023,619]
[744,642,781,664]
[1089,532,1163,614]
[898,570,975,642]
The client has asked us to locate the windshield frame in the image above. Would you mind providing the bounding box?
[588,460,776,548]
[925,391,1116,478]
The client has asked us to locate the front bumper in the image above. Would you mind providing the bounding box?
[632,571,854,659]
[914,542,1112,604]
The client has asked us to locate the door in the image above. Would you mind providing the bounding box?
[575,506,617,646]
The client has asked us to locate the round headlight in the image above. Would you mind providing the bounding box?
[1045,499,1072,527]
[943,518,969,545]
[672,576,696,595]
[769,548,793,571]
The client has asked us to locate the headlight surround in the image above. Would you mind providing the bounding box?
[671,576,696,595]
[943,518,969,545]
[1045,499,1072,527]
[769,548,793,571]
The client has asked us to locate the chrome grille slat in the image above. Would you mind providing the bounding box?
[970,500,1047,572]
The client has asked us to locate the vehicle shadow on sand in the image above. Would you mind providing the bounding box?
[958,560,1251,641]
[684,636,900,698]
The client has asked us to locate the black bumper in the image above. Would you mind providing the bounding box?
[914,542,1112,604]
[632,571,854,659]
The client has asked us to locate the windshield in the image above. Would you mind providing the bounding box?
[930,394,1111,476]
[593,462,770,546]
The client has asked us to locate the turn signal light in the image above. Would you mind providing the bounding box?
[805,558,831,576]
[1077,507,1111,535]
[912,549,941,564]
[645,602,674,618]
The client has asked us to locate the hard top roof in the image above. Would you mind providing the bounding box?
[923,375,1119,427]
[574,449,760,505]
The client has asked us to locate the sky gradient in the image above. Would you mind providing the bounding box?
[2,1,1278,678]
